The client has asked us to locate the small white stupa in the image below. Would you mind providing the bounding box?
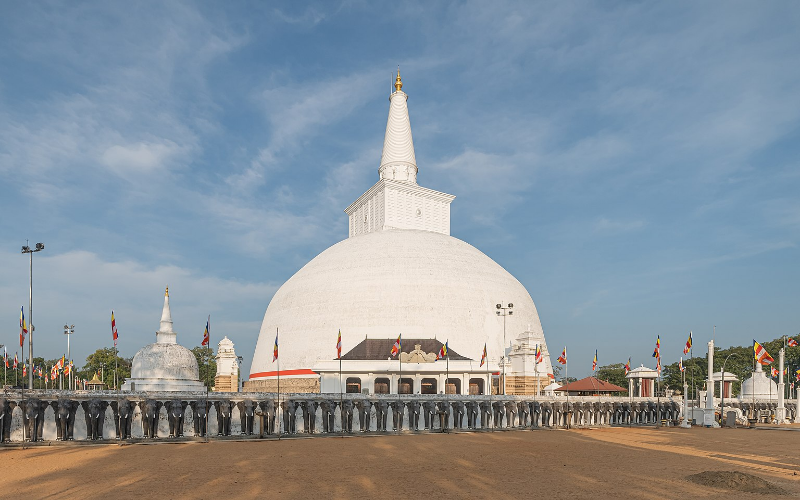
[740,363,778,401]
[213,336,239,392]
[122,287,205,392]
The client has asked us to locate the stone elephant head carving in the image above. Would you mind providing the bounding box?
[52,399,79,441]
[139,399,163,439]
[81,399,109,440]
[111,399,134,440]
[237,400,257,435]
[319,400,337,433]
[190,399,209,437]
[215,400,233,436]
[164,400,188,438]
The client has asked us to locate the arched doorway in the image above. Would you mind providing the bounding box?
[374,377,390,394]
[469,378,485,395]
[446,378,461,395]
[421,378,437,394]
[346,377,362,394]
[399,377,414,394]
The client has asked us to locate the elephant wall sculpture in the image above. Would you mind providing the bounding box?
[340,400,355,433]
[191,400,209,437]
[140,400,163,439]
[465,401,479,429]
[52,399,79,441]
[281,400,299,434]
[529,401,541,428]
[388,401,404,431]
[81,399,108,440]
[301,400,318,434]
[374,400,390,432]
[423,400,437,430]
[451,401,466,430]
[319,400,336,433]
[0,398,14,443]
[479,401,492,429]
[491,401,505,428]
[164,400,188,438]
[237,400,256,436]
[405,401,421,431]
[354,400,371,432]
[111,399,134,440]
[215,400,232,436]
[258,400,277,436]
[436,401,451,431]
[517,402,530,427]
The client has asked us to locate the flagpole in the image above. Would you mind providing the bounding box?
[276,327,281,440]
[487,345,492,432]
[565,351,569,429]
[206,315,210,442]
[398,335,402,434]
[338,330,343,437]
[445,345,449,433]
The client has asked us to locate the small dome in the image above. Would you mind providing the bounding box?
[740,365,778,400]
[130,342,200,382]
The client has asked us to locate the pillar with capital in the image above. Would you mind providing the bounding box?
[777,348,786,423]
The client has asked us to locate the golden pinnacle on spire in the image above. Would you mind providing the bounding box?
[165,286,169,297]
[394,67,403,92]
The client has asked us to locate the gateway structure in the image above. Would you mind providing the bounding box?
[247,71,553,394]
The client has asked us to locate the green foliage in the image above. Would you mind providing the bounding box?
[191,346,217,388]
[596,363,628,389]
[80,347,132,389]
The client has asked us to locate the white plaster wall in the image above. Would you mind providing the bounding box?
[251,229,552,380]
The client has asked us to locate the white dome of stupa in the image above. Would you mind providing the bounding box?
[122,288,205,392]
[740,363,778,400]
[248,72,552,387]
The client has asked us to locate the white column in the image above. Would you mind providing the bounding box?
[777,348,786,423]
[680,382,691,428]
[704,340,719,427]
[628,378,634,397]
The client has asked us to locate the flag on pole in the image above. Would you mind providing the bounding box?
[592,350,597,371]
[336,330,342,359]
[13,353,18,370]
[556,347,567,365]
[753,340,774,365]
[624,357,631,375]
[771,366,778,378]
[202,316,210,347]
[652,335,661,359]
[788,338,799,347]
[683,331,692,354]
[656,356,662,375]
[436,341,448,360]
[3,347,7,368]
[111,310,118,347]
[22,363,27,377]
[796,369,800,381]
[535,344,542,364]
[272,333,279,362]
[679,357,684,372]
[480,343,487,367]
[391,334,401,357]
[20,306,28,347]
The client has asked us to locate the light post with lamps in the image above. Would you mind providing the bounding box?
[720,352,734,426]
[63,324,74,390]
[236,355,244,391]
[21,241,45,389]
[496,302,513,395]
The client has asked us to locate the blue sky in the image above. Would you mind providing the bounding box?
[1,1,798,378]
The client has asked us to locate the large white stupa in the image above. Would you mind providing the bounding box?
[122,288,205,392]
[248,71,553,393]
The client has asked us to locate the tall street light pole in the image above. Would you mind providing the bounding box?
[496,302,513,395]
[64,324,74,390]
[21,242,44,390]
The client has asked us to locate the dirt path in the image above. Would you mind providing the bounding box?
[2,427,799,499]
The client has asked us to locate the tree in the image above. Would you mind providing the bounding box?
[595,363,627,389]
[82,347,132,389]
[191,346,217,388]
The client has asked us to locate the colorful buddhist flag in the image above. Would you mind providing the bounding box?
[652,335,660,359]
[683,331,692,354]
[480,343,487,367]
[202,316,210,347]
[13,353,18,370]
[557,347,567,365]
[336,330,342,359]
[535,344,542,364]
[436,341,448,360]
[656,356,662,375]
[788,337,799,347]
[22,363,27,377]
[391,334,401,357]
[272,333,279,362]
[795,369,800,381]
[624,357,631,375]
[111,310,118,346]
[753,340,774,365]
[592,350,597,371]
[771,366,778,378]
[3,347,7,368]
[679,357,684,372]
[20,306,28,347]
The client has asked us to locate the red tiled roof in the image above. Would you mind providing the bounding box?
[555,376,626,393]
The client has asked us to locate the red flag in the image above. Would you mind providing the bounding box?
[788,338,798,347]
[480,343,487,367]
[753,340,774,365]
[683,331,692,354]
[556,347,567,365]
[391,334,401,357]
[535,344,542,364]
[202,316,210,347]
[592,350,597,371]
[13,353,18,370]
[20,306,28,347]
[624,357,631,375]
[336,330,342,359]
[272,332,279,362]
[111,311,118,346]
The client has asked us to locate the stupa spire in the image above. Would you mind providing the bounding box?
[157,286,177,344]
[379,68,417,184]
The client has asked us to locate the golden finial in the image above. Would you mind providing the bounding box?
[394,67,403,92]
[165,286,169,297]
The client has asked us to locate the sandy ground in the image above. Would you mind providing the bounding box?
[2,427,799,499]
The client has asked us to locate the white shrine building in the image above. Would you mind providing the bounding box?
[246,71,553,395]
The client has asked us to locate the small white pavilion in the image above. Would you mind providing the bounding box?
[626,365,658,397]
